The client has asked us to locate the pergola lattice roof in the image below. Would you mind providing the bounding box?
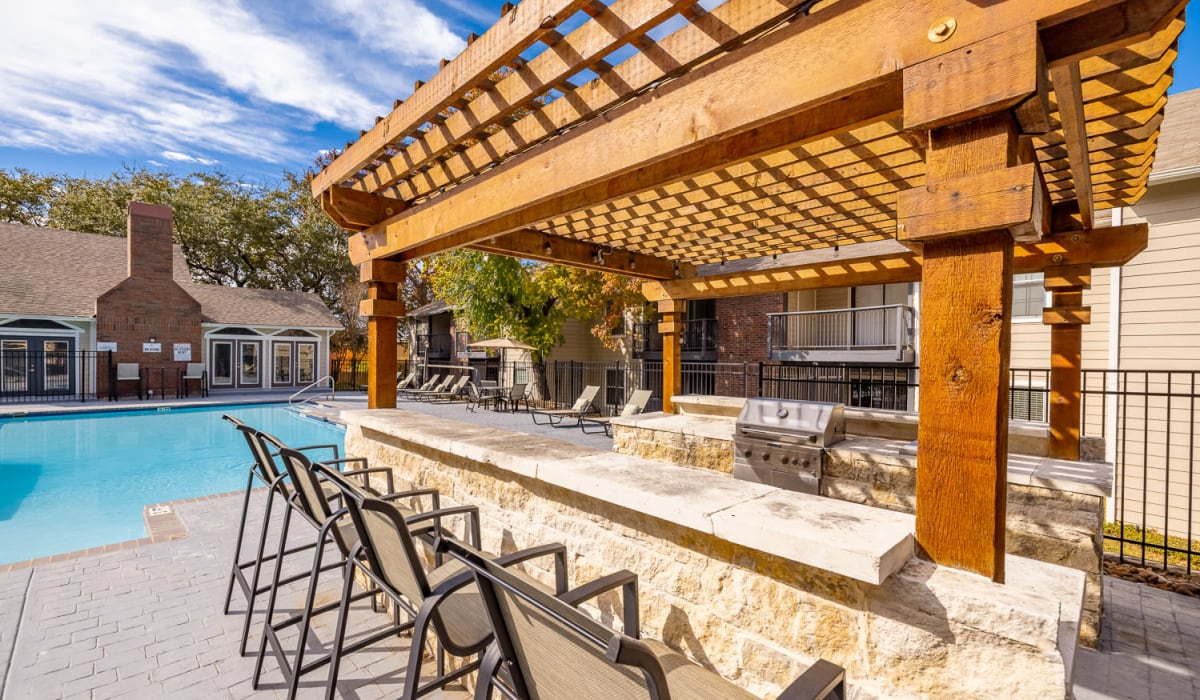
[313,0,1183,276]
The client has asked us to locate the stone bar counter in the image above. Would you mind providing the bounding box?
[613,396,1112,648]
[344,408,1087,698]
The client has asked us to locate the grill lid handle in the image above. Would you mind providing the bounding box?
[776,408,789,419]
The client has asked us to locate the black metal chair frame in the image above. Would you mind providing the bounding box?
[324,484,569,700]
[449,541,847,700]
[222,417,354,656]
[253,448,451,700]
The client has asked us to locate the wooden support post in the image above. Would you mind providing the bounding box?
[909,114,1021,583]
[1044,265,1092,460]
[360,260,406,409]
[658,300,683,414]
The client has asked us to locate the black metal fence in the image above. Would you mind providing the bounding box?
[0,350,108,404]
[1081,370,1200,573]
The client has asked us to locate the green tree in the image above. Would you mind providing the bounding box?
[0,168,57,225]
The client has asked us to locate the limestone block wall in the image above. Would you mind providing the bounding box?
[612,419,1107,647]
[347,419,1083,699]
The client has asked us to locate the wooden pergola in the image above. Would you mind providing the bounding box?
[313,0,1185,581]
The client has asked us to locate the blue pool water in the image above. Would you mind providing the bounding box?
[0,404,345,565]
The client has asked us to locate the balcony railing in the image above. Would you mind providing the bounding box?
[632,318,718,359]
[415,332,454,358]
[767,305,915,363]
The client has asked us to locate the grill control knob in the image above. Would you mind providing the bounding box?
[761,452,771,461]
[742,449,753,457]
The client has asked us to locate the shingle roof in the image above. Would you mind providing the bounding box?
[1153,88,1200,174]
[408,299,451,318]
[0,222,340,329]
[187,283,340,328]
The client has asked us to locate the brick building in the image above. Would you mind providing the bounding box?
[0,203,340,398]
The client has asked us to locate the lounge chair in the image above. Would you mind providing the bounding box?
[450,540,847,700]
[427,374,471,402]
[181,362,208,397]
[399,374,441,399]
[322,472,569,700]
[531,385,600,426]
[405,374,456,400]
[254,448,448,700]
[396,371,417,391]
[113,362,142,400]
[581,388,654,436]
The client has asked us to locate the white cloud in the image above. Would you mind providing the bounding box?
[0,0,464,167]
[161,151,219,166]
[326,0,464,64]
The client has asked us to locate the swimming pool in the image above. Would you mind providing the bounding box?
[0,404,345,565]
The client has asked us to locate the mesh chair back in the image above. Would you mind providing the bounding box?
[509,383,527,401]
[460,548,656,700]
[346,497,431,608]
[572,385,600,412]
[183,363,205,378]
[621,390,654,417]
[449,375,470,394]
[277,447,354,556]
[116,363,140,380]
[237,426,283,482]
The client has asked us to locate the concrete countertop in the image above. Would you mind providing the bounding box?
[344,408,915,585]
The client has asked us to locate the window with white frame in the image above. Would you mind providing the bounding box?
[1011,273,1046,319]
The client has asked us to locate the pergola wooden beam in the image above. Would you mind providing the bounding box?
[467,230,693,280]
[310,0,592,196]
[642,224,1148,301]
[1051,61,1096,228]
[340,0,1174,267]
[321,186,408,232]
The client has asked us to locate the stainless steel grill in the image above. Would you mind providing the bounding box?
[732,398,846,495]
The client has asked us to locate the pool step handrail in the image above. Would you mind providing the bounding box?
[289,376,336,407]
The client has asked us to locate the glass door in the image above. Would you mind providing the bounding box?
[211,341,233,386]
[296,343,315,384]
[239,341,260,387]
[42,340,69,392]
[273,342,292,386]
[1,340,29,393]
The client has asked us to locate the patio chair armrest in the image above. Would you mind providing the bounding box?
[776,659,846,700]
[558,569,640,638]
[321,457,368,470]
[286,443,342,459]
[605,636,669,693]
[339,467,395,494]
[406,505,481,548]
[493,543,568,595]
[380,488,440,511]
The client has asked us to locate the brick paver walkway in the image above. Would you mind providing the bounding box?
[1074,576,1200,700]
[0,491,466,699]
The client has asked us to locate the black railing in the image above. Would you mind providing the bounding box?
[0,350,107,404]
[415,333,454,358]
[631,319,718,357]
[1082,370,1200,574]
[759,364,918,411]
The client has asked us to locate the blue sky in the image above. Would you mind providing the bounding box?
[1,1,1198,184]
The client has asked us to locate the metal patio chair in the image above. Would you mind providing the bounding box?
[113,362,143,400]
[497,382,529,413]
[450,541,847,700]
[323,480,571,700]
[180,362,208,397]
[253,447,456,700]
[221,416,356,655]
[580,389,655,436]
[530,385,600,427]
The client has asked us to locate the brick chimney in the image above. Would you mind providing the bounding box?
[126,202,174,281]
[96,203,202,398]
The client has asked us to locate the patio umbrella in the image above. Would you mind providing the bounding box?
[466,338,536,384]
